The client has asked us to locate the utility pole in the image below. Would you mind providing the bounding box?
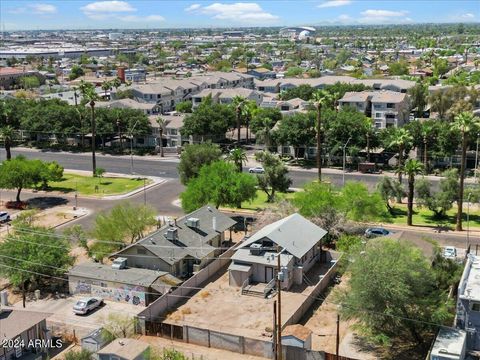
[276,246,283,360]
[273,300,277,360]
[342,137,352,186]
[336,313,340,360]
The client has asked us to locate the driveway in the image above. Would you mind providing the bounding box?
[11,295,145,338]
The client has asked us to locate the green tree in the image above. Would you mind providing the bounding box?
[0,101,15,160]
[408,82,429,118]
[450,112,480,231]
[177,143,222,185]
[19,76,41,89]
[0,156,38,202]
[180,161,257,212]
[64,350,92,360]
[175,101,192,113]
[227,148,247,172]
[339,182,389,222]
[250,107,282,147]
[389,59,409,75]
[429,90,453,120]
[337,238,452,345]
[254,151,292,202]
[416,169,458,218]
[0,223,74,307]
[403,159,424,226]
[273,112,316,159]
[69,65,85,80]
[376,176,405,214]
[279,84,316,101]
[101,80,111,98]
[101,313,137,340]
[232,96,248,144]
[181,96,235,141]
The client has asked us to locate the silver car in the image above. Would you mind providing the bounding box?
[73,297,103,315]
[248,166,265,174]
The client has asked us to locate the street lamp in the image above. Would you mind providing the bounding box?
[342,137,352,186]
[467,193,472,251]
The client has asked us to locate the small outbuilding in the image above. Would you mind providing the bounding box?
[281,324,313,350]
[97,338,150,360]
[81,328,111,359]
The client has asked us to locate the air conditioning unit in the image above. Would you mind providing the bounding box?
[112,257,127,270]
[250,243,262,255]
[165,228,178,241]
[185,217,200,228]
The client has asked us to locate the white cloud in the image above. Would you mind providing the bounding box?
[317,0,352,8]
[460,13,475,19]
[185,4,201,12]
[8,7,26,14]
[81,1,136,15]
[358,9,410,24]
[190,3,279,23]
[29,3,57,14]
[337,14,352,22]
[119,14,165,22]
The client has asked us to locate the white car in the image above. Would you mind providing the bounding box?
[0,212,10,223]
[73,297,104,315]
[248,166,265,174]
[443,246,457,260]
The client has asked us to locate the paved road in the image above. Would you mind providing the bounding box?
[1,148,443,189]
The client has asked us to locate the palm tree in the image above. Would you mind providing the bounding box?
[403,159,424,226]
[256,117,274,149]
[227,148,247,173]
[79,81,100,176]
[0,102,14,160]
[101,80,111,98]
[420,122,433,171]
[311,90,333,182]
[388,128,413,184]
[156,116,166,158]
[244,100,257,143]
[232,96,247,144]
[451,112,480,231]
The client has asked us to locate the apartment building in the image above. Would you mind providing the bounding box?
[192,88,263,108]
[339,90,410,128]
[114,72,254,113]
[255,76,414,94]
[0,67,42,90]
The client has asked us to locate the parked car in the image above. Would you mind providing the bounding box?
[443,246,457,260]
[0,212,10,223]
[73,297,104,315]
[248,166,265,174]
[365,227,392,238]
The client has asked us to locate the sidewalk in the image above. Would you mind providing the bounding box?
[371,222,480,239]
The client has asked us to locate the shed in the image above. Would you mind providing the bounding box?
[97,338,150,360]
[81,328,110,359]
[281,324,313,350]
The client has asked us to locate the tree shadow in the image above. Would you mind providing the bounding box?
[26,196,69,210]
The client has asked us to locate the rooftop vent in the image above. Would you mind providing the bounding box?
[185,217,200,228]
[165,228,178,241]
[112,257,127,270]
[250,243,263,256]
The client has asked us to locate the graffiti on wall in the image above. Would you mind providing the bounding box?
[72,281,146,306]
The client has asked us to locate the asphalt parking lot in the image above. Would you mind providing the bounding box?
[11,295,144,338]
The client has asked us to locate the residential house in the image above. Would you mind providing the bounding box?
[247,67,277,80]
[97,338,149,360]
[95,98,161,115]
[430,327,466,360]
[0,309,51,360]
[67,262,182,306]
[148,114,189,149]
[0,67,42,90]
[191,88,263,108]
[228,213,327,290]
[261,97,309,114]
[339,90,410,128]
[456,254,480,351]
[112,205,236,278]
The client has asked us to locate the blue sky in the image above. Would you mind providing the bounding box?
[1,1,479,30]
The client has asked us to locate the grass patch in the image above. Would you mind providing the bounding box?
[389,203,480,229]
[47,173,151,197]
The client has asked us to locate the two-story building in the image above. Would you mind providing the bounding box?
[191,88,263,108]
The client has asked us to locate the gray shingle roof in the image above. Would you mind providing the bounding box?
[237,213,326,259]
[115,205,236,265]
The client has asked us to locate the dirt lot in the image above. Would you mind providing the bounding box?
[165,262,331,340]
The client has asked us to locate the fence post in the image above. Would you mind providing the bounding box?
[207,329,211,348]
